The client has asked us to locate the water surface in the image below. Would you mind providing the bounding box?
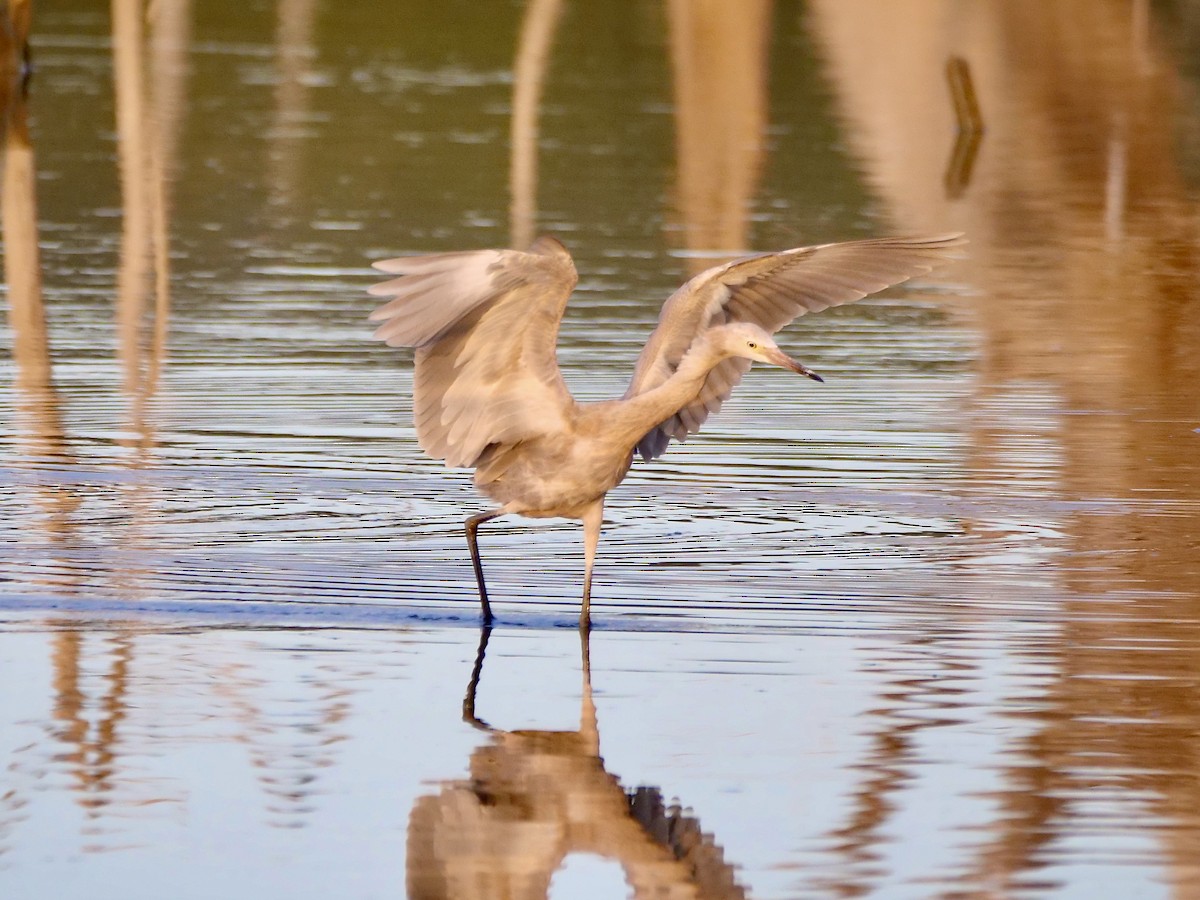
[3,1,1200,897]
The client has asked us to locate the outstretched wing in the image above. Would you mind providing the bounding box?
[368,236,578,468]
[625,234,966,460]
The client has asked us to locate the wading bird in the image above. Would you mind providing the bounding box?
[369,234,963,628]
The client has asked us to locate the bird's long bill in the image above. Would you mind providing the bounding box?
[764,346,824,383]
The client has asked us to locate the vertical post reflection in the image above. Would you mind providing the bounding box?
[508,0,772,265]
[805,637,982,897]
[146,0,191,378]
[112,0,153,403]
[806,0,1200,891]
[666,0,771,272]
[510,0,564,250]
[267,0,318,213]
[2,4,77,535]
[50,631,134,821]
[111,0,189,451]
[108,0,191,596]
[210,647,353,830]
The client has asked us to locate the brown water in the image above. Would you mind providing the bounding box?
[2,1,1200,898]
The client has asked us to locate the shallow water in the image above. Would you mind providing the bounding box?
[3,1,1200,898]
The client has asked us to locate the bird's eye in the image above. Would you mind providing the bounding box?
[747,341,757,349]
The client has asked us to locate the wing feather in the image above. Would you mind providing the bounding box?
[626,234,965,460]
[369,237,579,468]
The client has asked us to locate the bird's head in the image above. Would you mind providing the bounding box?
[707,322,824,383]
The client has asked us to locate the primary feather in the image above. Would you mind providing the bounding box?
[369,235,577,468]
[624,234,966,459]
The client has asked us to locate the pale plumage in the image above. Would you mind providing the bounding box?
[369,233,964,627]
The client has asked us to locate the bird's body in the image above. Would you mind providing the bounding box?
[471,324,787,516]
[472,409,632,518]
[369,233,964,627]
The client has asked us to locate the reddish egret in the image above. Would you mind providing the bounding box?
[369,234,963,627]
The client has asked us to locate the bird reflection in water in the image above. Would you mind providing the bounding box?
[407,628,748,900]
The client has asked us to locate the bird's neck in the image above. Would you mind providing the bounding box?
[601,345,720,448]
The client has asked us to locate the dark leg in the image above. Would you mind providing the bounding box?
[461,624,494,731]
[466,509,505,623]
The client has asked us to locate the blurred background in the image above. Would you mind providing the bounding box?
[2,1,1200,898]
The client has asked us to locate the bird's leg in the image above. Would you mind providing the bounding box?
[465,509,505,623]
[580,501,604,631]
